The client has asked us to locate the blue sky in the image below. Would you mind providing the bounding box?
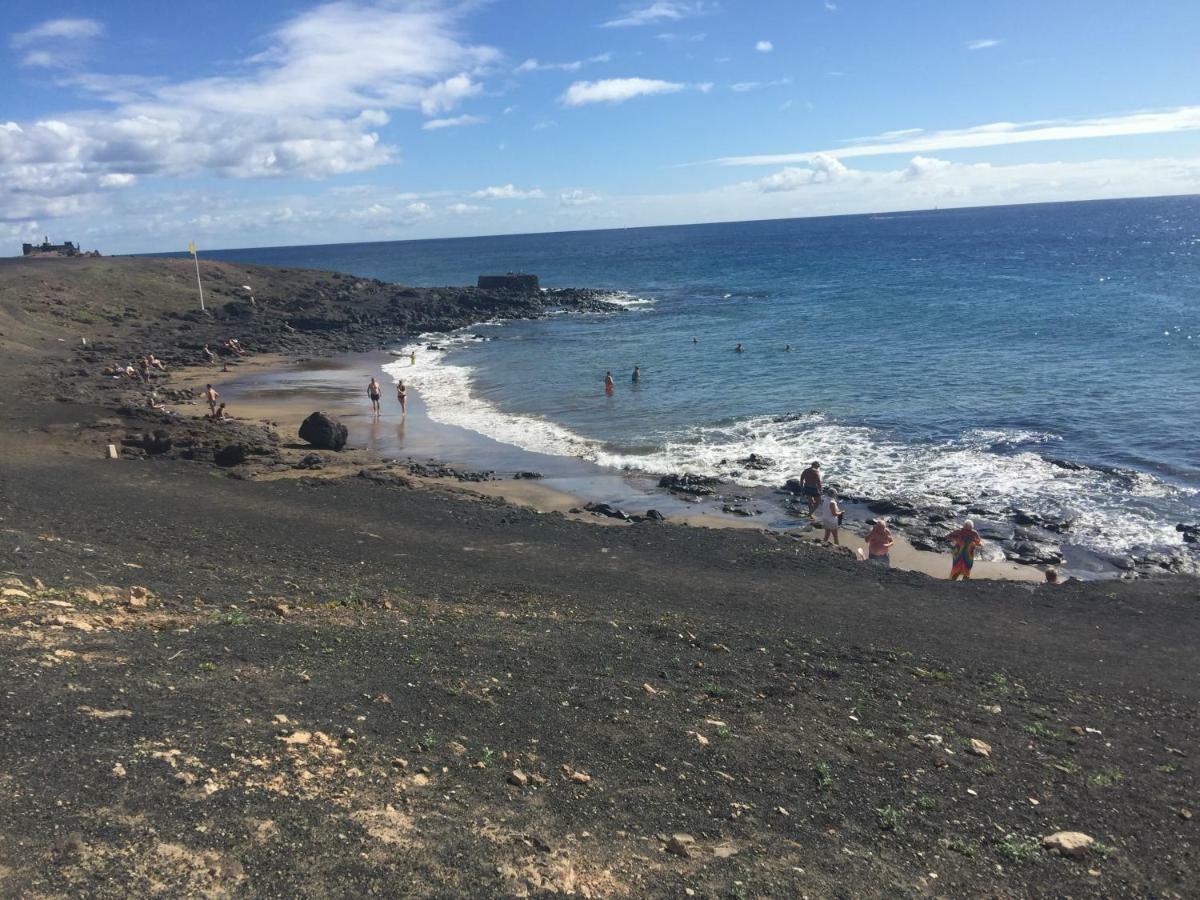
[4,0,1200,254]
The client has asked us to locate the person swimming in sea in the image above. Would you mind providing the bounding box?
[947,520,983,580]
[632,365,641,382]
[735,343,744,353]
[604,371,615,395]
[784,344,792,352]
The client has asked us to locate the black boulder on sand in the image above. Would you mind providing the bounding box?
[299,411,348,451]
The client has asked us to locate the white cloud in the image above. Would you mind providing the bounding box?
[422,114,485,130]
[446,202,486,214]
[0,2,501,223]
[713,105,1200,166]
[470,184,545,200]
[561,77,688,106]
[601,2,713,28]
[11,17,103,47]
[755,40,774,53]
[756,154,850,191]
[824,1,839,10]
[560,189,602,206]
[515,53,611,74]
[966,39,1002,50]
[656,32,706,43]
[731,78,792,92]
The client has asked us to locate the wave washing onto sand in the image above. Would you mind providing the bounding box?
[383,332,1193,560]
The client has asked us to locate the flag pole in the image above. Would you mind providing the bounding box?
[189,241,206,312]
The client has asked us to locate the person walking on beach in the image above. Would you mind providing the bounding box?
[367,377,382,415]
[799,461,822,515]
[204,384,219,417]
[818,490,843,544]
[947,520,983,580]
[865,518,895,568]
[604,371,615,395]
[632,365,641,383]
[396,379,408,415]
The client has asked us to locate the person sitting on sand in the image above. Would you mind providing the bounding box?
[632,365,641,383]
[204,384,219,416]
[604,371,615,395]
[865,518,895,567]
[367,377,382,415]
[225,338,246,356]
[396,380,407,415]
[211,402,229,421]
[947,520,983,581]
[799,461,823,515]
[148,353,166,371]
[819,490,843,545]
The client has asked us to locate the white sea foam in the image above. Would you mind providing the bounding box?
[384,332,1193,559]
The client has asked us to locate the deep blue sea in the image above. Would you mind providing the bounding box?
[179,197,1200,562]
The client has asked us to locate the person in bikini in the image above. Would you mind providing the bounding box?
[396,379,408,415]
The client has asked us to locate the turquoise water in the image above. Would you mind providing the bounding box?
[179,196,1200,563]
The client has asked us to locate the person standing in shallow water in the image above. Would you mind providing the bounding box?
[367,377,382,416]
[947,520,983,580]
[396,379,407,415]
[604,371,615,395]
[632,365,641,383]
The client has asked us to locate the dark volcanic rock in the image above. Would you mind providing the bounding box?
[1177,523,1200,544]
[584,502,629,521]
[214,443,248,467]
[645,509,665,521]
[735,454,775,471]
[659,473,724,496]
[513,471,544,480]
[299,412,348,451]
[294,454,324,470]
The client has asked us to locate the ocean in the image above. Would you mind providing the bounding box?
[181,196,1200,571]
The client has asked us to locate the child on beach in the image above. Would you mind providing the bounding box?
[947,521,983,580]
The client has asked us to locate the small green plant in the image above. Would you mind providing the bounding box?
[1092,841,1118,858]
[911,667,952,682]
[422,729,438,748]
[479,747,495,768]
[876,805,902,831]
[1155,763,1178,774]
[1088,767,1124,788]
[813,761,833,791]
[407,652,423,665]
[988,673,1011,695]
[198,662,216,672]
[942,836,976,857]
[1023,722,1063,741]
[917,796,936,810]
[997,836,1040,863]
[704,682,726,698]
[218,610,249,626]
[716,725,732,739]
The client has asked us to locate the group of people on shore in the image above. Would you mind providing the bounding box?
[797,460,989,581]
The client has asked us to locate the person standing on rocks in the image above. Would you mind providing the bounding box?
[604,372,615,395]
[367,377,382,416]
[204,384,219,417]
[396,379,408,415]
[865,519,895,567]
[799,462,823,515]
[947,520,983,580]
[818,490,844,544]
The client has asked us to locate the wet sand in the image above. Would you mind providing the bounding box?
[196,351,1042,583]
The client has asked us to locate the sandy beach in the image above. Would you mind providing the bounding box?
[0,256,1196,898]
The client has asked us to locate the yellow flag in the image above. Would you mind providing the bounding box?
[188,241,197,256]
